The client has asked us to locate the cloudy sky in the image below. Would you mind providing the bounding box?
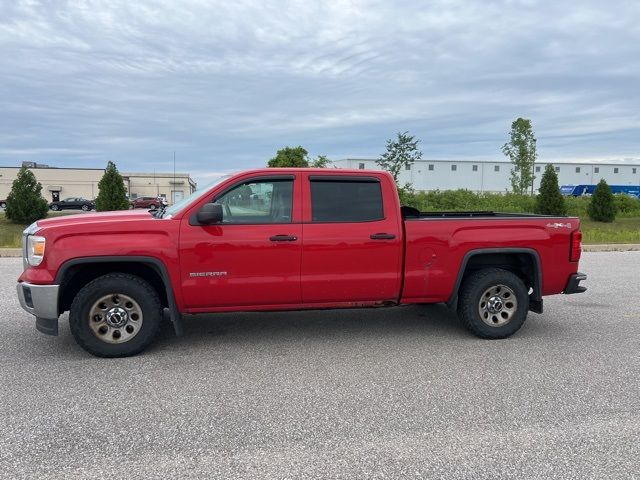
[1,0,639,183]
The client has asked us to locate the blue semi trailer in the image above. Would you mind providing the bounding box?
[560,184,640,198]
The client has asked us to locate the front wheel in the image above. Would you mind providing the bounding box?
[457,268,529,339]
[50,204,59,211]
[69,273,163,357]
[81,204,90,211]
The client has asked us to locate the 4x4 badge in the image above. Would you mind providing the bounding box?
[546,222,572,229]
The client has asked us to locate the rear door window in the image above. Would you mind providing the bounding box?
[310,178,384,222]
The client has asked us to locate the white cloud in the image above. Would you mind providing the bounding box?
[0,0,638,173]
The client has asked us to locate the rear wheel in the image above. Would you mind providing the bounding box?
[458,268,529,339]
[69,273,162,357]
[50,204,59,211]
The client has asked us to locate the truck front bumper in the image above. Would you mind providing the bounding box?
[564,272,587,294]
[16,282,60,335]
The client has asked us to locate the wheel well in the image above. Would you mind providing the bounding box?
[58,262,169,314]
[449,251,542,311]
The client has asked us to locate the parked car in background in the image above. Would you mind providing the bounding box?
[129,196,167,210]
[0,199,6,209]
[49,197,95,211]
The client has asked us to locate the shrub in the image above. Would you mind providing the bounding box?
[564,196,589,218]
[587,179,616,222]
[397,183,418,207]
[95,161,129,212]
[614,193,640,216]
[4,166,49,224]
[535,164,567,215]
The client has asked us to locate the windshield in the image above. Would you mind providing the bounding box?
[162,175,231,218]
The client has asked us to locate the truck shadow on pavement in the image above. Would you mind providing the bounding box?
[32,304,563,358]
[151,303,556,352]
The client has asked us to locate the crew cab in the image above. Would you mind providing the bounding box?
[16,169,587,357]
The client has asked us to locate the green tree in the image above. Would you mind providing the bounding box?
[311,154,332,168]
[5,166,49,224]
[502,118,537,195]
[587,178,616,222]
[95,161,129,212]
[267,147,331,168]
[535,164,566,215]
[267,146,309,167]
[376,131,422,183]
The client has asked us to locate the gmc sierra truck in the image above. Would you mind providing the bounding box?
[17,168,587,357]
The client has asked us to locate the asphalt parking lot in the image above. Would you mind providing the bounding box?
[0,253,638,479]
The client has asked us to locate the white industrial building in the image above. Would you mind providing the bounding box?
[333,159,640,193]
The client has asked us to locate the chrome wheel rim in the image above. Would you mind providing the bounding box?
[88,293,143,344]
[478,284,518,327]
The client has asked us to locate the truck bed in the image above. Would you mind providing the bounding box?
[399,208,580,304]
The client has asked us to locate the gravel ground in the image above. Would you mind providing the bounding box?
[0,253,638,479]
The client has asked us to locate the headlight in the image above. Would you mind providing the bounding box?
[23,222,40,236]
[27,235,46,266]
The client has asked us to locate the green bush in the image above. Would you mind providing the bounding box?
[564,196,589,218]
[614,194,640,216]
[535,164,567,215]
[399,183,639,220]
[397,183,417,207]
[4,166,49,224]
[587,179,616,222]
[402,189,537,213]
[95,161,129,212]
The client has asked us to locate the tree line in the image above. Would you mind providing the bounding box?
[266,119,618,222]
[4,119,618,225]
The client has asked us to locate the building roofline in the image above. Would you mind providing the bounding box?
[0,165,194,178]
[0,165,105,171]
[340,158,640,166]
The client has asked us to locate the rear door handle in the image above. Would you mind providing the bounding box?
[370,233,396,240]
[270,234,298,242]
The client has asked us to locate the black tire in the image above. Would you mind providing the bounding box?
[50,204,59,211]
[457,268,529,339]
[0,202,6,209]
[81,204,90,211]
[69,273,163,357]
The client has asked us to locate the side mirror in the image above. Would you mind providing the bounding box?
[196,203,223,225]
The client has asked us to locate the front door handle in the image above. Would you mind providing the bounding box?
[270,234,298,242]
[370,233,396,240]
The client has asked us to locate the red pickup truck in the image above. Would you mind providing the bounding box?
[17,168,586,357]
